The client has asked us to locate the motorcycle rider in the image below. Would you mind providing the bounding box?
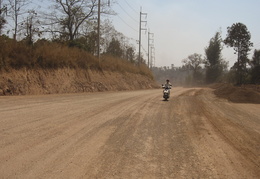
[164,79,172,89]
[162,79,172,97]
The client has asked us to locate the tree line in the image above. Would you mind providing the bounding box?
[0,0,144,66]
[153,23,260,86]
[1,1,259,85]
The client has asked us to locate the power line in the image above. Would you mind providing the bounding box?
[116,14,138,33]
[115,1,155,65]
[123,0,139,14]
[141,44,147,55]
[117,2,138,24]
[253,41,260,48]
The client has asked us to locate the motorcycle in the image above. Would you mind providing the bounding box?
[162,84,171,101]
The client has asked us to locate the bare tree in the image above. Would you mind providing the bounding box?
[43,0,115,41]
[7,0,31,40]
[182,53,205,84]
[0,0,8,35]
[20,10,42,45]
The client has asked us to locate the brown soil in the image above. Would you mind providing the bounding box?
[0,88,259,178]
[213,83,260,104]
[0,68,158,95]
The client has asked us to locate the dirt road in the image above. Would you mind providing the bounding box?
[0,87,259,178]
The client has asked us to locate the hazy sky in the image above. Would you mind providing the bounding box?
[111,0,260,68]
[10,0,260,68]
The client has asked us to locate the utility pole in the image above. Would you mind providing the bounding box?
[97,0,101,62]
[138,7,147,65]
[97,0,110,62]
[148,30,154,68]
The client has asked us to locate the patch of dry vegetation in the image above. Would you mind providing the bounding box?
[101,55,153,79]
[0,36,153,79]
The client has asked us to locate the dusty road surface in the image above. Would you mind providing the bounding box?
[0,87,259,178]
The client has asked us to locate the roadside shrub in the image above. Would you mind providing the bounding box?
[8,42,34,68]
[101,55,138,73]
[0,36,14,69]
[0,36,154,79]
[101,55,154,79]
[0,36,35,69]
[34,42,98,69]
[138,63,154,79]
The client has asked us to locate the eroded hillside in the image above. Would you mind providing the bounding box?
[0,68,158,95]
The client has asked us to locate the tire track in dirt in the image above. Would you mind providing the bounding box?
[0,88,259,178]
[1,93,141,178]
[175,88,259,178]
[0,90,163,178]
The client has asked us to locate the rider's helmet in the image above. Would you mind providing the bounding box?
[166,79,169,82]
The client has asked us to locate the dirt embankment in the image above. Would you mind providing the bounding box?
[0,68,158,95]
[212,83,260,104]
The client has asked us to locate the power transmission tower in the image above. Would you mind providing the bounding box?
[150,46,155,68]
[148,30,154,68]
[138,7,147,65]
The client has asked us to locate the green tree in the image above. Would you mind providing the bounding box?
[250,49,260,84]
[224,22,253,85]
[205,31,227,83]
[125,46,135,62]
[182,53,204,84]
[106,38,123,58]
[85,31,98,55]
[68,31,98,55]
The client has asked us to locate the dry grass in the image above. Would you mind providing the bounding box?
[34,42,99,69]
[0,36,153,79]
[101,55,153,79]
